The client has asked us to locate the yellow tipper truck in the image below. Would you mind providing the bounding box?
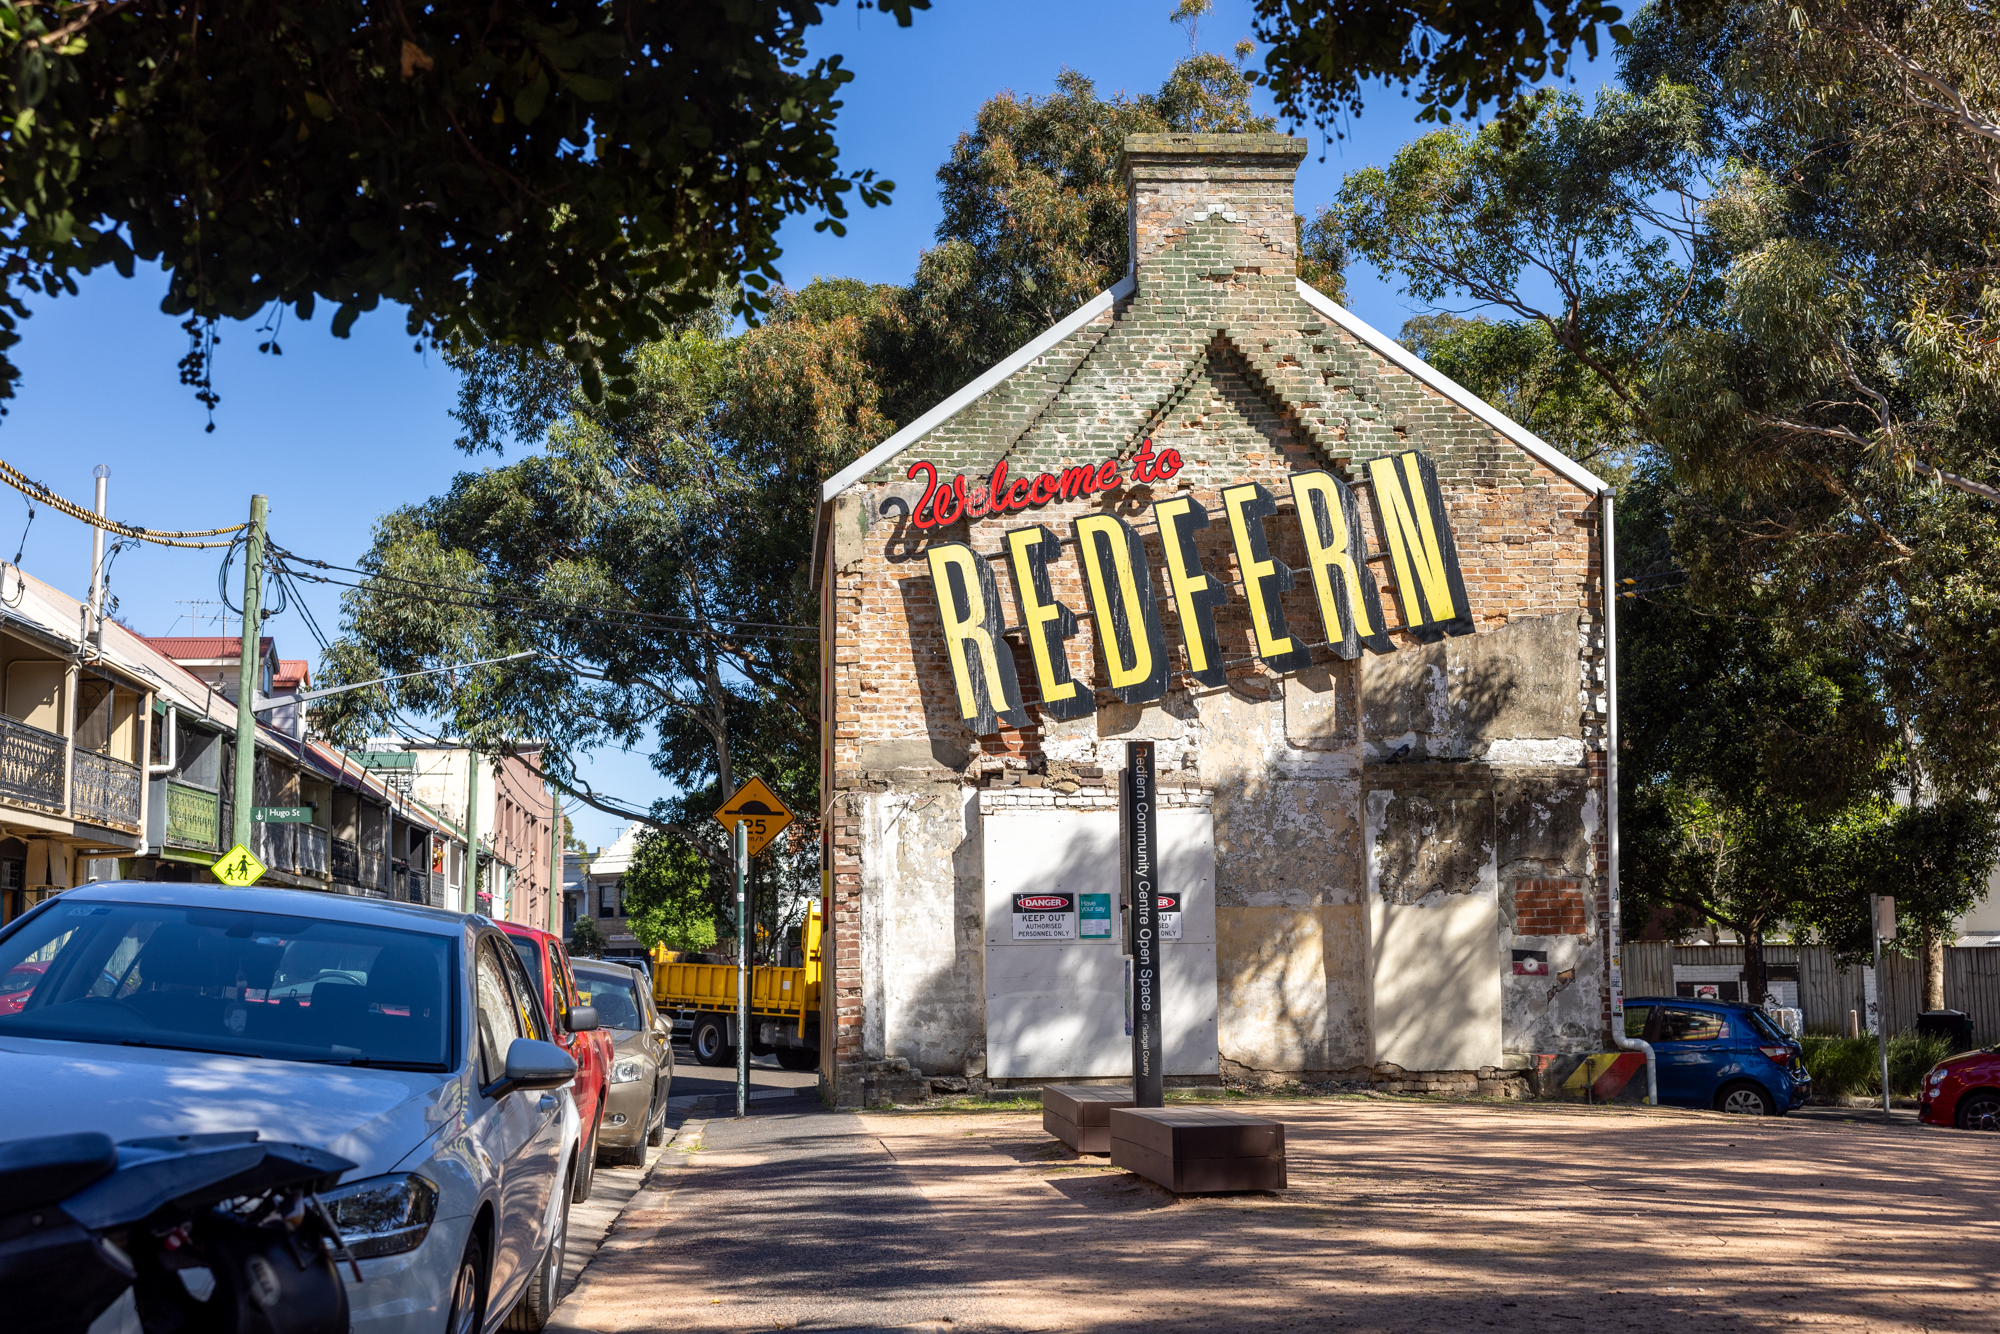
[652,901,821,1071]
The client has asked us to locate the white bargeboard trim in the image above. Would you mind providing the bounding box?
[1294,279,1609,496]
[819,275,1136,504]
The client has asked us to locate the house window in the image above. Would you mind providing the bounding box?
[599,882,617,918]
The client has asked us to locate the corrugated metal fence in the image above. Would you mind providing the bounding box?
[1622,943,2000,1042]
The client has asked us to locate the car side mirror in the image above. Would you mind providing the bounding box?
[565,1005,598,1034]
[487,1038,576,1099]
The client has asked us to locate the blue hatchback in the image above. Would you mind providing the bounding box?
[1622,997,1811,1115]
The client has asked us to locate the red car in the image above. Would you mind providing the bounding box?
[1918,1047,2000,1131]
[0,961,45,1015]
[500,921,616,1200]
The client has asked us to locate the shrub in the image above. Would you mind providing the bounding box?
[1800,1033,1957,1098]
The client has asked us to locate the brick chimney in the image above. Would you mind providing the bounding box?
[1120,133,1309,291]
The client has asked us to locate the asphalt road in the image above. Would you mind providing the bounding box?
[664,1038,821,1112]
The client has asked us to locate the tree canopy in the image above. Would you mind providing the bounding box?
[0,0,926,412]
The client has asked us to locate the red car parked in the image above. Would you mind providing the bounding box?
[500,921,616,1200]
[1918,1047,2000,1131]
[0,961,45,1015]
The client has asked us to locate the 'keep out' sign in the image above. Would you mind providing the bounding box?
[1011,891,1077,942]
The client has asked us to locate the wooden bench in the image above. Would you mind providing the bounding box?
[1041,1085,1135,1154]
[1109,1107,1286,1193]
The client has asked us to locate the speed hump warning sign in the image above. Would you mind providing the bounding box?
[713,776,794,856]
[212,844,267,887]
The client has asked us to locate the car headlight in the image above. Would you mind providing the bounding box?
[1929,1068,1948,1086]
[611,1058,644,1084]
[319,1173,438,1259]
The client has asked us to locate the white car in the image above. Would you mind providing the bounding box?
[0,881,596,1334]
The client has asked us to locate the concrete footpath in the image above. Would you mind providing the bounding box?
[550,1097,1999,1334]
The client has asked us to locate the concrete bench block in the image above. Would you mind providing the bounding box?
[1041,1084,1135,1154]
[1109,1107,1287,1193]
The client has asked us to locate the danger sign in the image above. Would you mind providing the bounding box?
[1011,891,1077,942]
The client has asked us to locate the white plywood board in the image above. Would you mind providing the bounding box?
[1368,894,1502,1071]
[982,807,1218,1080]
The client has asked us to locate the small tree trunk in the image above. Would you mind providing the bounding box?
[1743,926,1767,1009]
[1922,925,1946,1012]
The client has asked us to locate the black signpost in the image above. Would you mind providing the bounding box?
[1126,740,1163,1108]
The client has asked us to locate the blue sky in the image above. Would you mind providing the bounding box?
[0,1,1614,848]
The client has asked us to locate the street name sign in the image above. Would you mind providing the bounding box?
[213,844,268,888]
[253,806,312,824]
[712,776,794,856]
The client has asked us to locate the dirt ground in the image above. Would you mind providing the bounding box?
[548,1095,1998,1333]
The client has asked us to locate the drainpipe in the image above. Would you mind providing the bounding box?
[1602,493,1656,1105]
[147,703,179,777]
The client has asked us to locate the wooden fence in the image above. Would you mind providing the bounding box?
[1622,942,2000,1042]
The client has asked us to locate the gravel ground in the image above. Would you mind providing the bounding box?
[547,1095,1999,1333]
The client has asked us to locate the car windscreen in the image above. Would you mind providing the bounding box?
[0,900,453,1069]
[574,969,644,1031]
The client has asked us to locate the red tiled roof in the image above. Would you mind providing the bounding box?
[273,658,311,689]
[144,636,275,660]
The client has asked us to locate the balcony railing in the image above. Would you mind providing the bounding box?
[361,852,389,895]
[252,820,295,874]
[332,837,360,884]
[407,869,431,906]
[0,714,65,814]
[74,750,141,831]
[298,824,329,877]
[164,781,220,851]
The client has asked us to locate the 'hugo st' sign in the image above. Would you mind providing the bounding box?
[918,448,1473,736]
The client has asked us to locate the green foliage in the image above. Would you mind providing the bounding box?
[1399,314,1636,481]
[568,914,607,959]
[623,823,722,953]
[1800,1033,1956,1097]
[1247,0,1635,136]
[0,1,926,412]
[1328,82,1712,421]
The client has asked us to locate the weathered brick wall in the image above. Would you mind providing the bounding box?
[819,134,1612,1105]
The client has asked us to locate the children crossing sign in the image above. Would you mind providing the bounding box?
[712,776,794,856]
[212,844,267,887]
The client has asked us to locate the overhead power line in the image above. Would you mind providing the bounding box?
[270,544,818,642]
[0,458,246,548]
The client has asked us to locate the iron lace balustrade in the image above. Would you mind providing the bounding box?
[332,836,360,885]
[298,824,330,877]
[74,750,142,831]
[163,781,220,851]
[406,868,430,906]
[361,852,389,895]
[0,713,66,814]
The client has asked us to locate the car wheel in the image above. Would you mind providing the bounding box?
[504,1172,570,1331]
[1955,1090,2000,1131]
[1715,1080,1775,1116]
[775,1047,819,1072]
[446,1233,488,1334]
[570,1111,599,1203]
[691,1013,732,1067]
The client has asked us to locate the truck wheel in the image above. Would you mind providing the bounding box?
[691,1013,732,1067]
[776,1048,819,1072]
